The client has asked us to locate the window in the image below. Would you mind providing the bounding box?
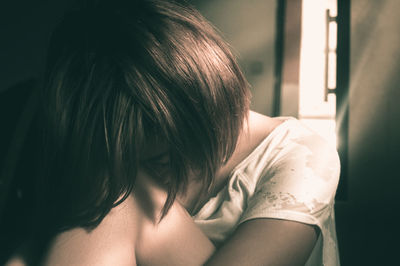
[298,0,338,148]
[277,0,349,199]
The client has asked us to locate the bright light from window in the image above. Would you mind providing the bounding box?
[299,0,338,148]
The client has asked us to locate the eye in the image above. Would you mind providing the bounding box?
[147,153,169,168]
[149,160,170,172]
[142,152,171,183]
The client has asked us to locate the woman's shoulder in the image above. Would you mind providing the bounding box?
[237,115,339,171]
[240,116,341,217]
[42,171,214,266]
[229,115,340,217]
[215,112,283,181]
[41,168,178,265]
[42,195,140,266]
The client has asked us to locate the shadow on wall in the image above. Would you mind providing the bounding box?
[335,0,400,265]
[348,0,400,206]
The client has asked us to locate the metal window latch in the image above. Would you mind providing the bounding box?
[324,9,337,102]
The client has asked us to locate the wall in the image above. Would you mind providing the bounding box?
[191,0,277,115]
[1,0,277,115]
[335,0,400,265]
[0,0,71,93]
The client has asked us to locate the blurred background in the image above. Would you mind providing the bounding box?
[1,0,399,265]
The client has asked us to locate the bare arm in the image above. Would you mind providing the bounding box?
[141,199,317,266]
[134,171,215,266]
[205,219,318,266]
[137,201,215,266]
[135,168,317,266]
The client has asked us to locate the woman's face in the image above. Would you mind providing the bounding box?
[140,140,171,186]
[140,143,203,189]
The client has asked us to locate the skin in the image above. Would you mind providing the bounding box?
[10,111,318,265]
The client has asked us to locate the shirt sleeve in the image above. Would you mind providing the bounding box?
[239,124,341,228]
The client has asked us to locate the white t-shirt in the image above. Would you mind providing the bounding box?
[193,117,340,266]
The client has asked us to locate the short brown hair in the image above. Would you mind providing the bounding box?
[41,0,250,232]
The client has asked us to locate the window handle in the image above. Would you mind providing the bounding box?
[324,9,337,102]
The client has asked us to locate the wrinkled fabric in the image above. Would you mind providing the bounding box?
[193,117,340,266]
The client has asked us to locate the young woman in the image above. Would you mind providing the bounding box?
[9,0,340,265]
